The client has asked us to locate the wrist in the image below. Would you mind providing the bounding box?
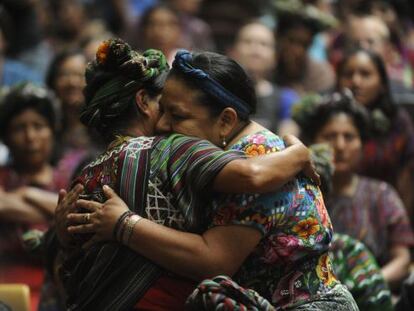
[113,211,133,241]
[114,211,142,245]
[291,143,310,165]
[121,214,142,245]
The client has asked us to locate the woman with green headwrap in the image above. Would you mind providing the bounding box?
[52,39,317,310]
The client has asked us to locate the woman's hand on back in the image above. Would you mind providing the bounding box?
[55,184,84,248]
[283,134,320,186]
[67,185,130,249]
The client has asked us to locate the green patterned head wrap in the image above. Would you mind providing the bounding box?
[81,39,169,133]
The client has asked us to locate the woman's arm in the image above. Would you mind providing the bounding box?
[68,186,261,281]
[0,189,47,223]
[20,187,59,216]
[381,245,411,289]
[396,161,414,223]
[213,135,319,193]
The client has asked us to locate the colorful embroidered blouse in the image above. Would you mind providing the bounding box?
[327,176,414,266]
[211,130,338,309]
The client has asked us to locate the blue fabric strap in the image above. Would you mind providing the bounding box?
[173,50,252,118]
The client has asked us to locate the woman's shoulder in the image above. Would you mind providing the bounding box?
[392,108,414,132]
[358,176,396,194]
[357,176,405,214]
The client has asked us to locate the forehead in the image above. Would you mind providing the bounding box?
[349,17,387,40]
[10,108,49,124]
[323,113,358,131]
[346,52,377,69]
[148,8,178,23]
[59,55,86,72]
[238,24,274,42]
[162,77,201,109]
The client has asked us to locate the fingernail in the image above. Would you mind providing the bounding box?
[103,185,109,190]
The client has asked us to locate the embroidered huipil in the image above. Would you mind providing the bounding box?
[211,130,338,309]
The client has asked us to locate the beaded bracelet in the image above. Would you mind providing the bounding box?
[122,214,142,245]
[113,211,133,241]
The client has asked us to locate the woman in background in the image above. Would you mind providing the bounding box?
[295,91,414,290]
[337,48,414,225]
[0,83,69,310]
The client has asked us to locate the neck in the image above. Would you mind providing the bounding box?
[65,107,83,128]
[332,172,358,196]
[14,162,53,186]
[115,117,153,142]
[226,120,262,149]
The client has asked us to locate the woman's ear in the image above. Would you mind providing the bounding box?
[218,107,238,138]
[135,89,150,116]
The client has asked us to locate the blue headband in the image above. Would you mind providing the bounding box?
[172,50,252,118]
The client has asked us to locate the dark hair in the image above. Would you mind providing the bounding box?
[0,83,59,141]
[46,49,86,91]
[80,39,168,142]
[170,51,257,121]
[295,91,370,144]
[337,48,396,118]
[276,14,319,38]
[0,5,14,55]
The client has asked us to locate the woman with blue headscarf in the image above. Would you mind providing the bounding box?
[51,39,322,311]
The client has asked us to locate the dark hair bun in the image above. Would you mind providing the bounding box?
[85,39,137,83]
[81,39,168,141]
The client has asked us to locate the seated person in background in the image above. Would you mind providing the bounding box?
[310,143,393,311]
[337,48,414,226]
[274,3,336,96]
[294,91,414,290]
[228,20,300,136]
[0,83,70,310]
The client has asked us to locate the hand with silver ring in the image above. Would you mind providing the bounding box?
[67,185,131,249]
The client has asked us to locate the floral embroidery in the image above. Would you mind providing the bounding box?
[316,254,336,287]
[292,217,320,239]
[245,144,266,157]
[262,234,300,263]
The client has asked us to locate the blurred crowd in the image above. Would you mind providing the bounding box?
[1,0,414,310]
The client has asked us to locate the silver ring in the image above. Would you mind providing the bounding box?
[84,213,90,223]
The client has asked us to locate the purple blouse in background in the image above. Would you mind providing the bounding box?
[327,176,414,266]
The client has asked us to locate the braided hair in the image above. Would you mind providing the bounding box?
[81,38,169,142]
